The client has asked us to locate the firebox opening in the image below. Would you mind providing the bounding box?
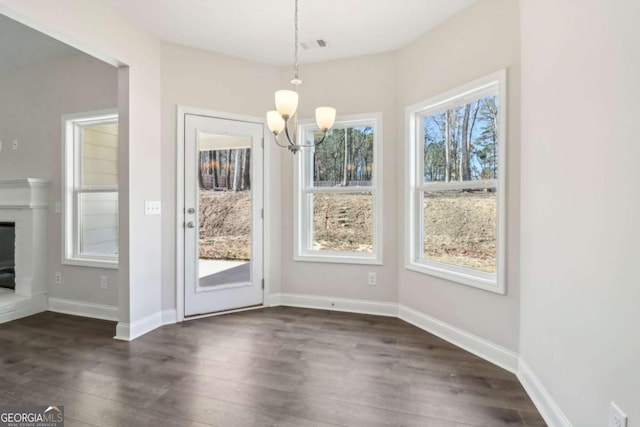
[0,222,16,291]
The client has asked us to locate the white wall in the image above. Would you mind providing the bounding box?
[278,53,399,303]
[0,0,163,336]
[520,0,640,425]
[396,0,521,351]
[160,42,282,311]
[0,53,119,306]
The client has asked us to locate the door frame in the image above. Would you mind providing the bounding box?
[176,106,271,322]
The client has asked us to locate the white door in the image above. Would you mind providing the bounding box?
[184,114,263,316]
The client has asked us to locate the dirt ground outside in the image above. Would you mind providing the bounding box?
[199,190,496,272]
[423,190,496,273]
[199,191,251,260]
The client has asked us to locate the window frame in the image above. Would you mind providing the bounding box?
[294,113,383,265]
[63,110,119,269]
[405,70,507,293]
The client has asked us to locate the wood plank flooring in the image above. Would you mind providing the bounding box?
[0,307,546,427]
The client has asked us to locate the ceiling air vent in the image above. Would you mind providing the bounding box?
[300,39,328,50]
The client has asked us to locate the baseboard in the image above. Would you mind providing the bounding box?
[517,359,573,427]
[161,308,177,325]
[269,292,398,317]
[0,293,47,324]
[266,293,282,307]
[398,304,519,373]
[48,297,118,321]
[114,311,162,341]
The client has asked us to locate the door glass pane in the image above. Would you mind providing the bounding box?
[423,188,496,272]
[310,192,373,253]
[197,134,252,287]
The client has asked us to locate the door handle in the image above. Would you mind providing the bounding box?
[186,221,195,228]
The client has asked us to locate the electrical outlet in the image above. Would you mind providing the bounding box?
[610,403,627,427]
[54,272,61,284]
[12,139,18,150]
[144,201,161,215]
[368,272,377,286]
[54,201,61,214]
[100,276,108,290]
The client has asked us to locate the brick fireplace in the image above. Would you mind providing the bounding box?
[0,179,48,323]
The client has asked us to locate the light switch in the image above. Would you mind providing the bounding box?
[12,139,18,150]
[145,201,161,215]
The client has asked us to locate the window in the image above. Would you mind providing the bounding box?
[63,111,119,268]
[295,114,382,264]
[406,71,506,293]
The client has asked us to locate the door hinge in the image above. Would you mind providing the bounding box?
[261,208,264,219]
[261,137,264,148]
[261,279,265,289]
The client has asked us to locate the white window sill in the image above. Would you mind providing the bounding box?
[295,252,382,266]
[405,261,504,294]
[63,257,119,270]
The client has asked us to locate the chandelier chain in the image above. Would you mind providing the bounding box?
[294,0,299,81]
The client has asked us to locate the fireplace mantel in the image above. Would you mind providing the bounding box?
[0,179,49,209]
[0,178,49,323]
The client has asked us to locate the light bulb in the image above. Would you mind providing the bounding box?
[267,111,285,134]
[275,90,299,118]
[315,107,336,131]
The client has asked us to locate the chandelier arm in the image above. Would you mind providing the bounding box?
[273,134,292,148]
[313,131,328,147]
[295,130,328,148]
[283,119,296,146]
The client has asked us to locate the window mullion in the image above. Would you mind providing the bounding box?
[420,179,497,192]
[304,186,374,194]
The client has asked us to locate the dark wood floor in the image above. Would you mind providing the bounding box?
[0,307,546,427]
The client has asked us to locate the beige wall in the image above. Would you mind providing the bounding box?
[520,0,640,425]
[0,53,119,307]
[396,0,521,351]
[279,53,399,302]
[160,42,282,311]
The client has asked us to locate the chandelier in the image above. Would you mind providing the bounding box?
[266,0,336,154]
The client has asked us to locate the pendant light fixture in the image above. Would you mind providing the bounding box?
[266,0,336,154]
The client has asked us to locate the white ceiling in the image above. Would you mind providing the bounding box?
[109,0,475,66]
[0,14,80,75]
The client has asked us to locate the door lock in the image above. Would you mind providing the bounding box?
[186,221,195,228]
[187,208,196,214]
